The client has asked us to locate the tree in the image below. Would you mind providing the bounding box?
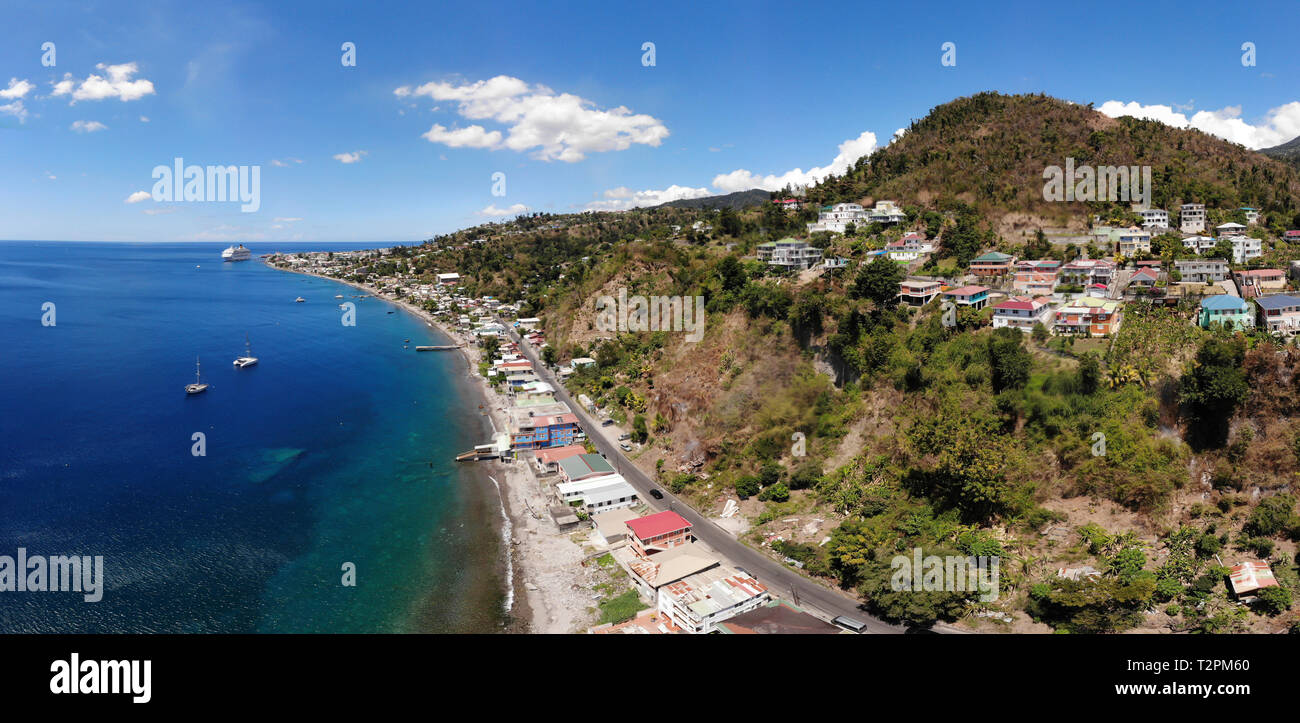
[631,414,648,443]
[987,328,1031,393]
[718,208,742,237]
[1253,585,1292,616]
[715,255,748,293]
[1180,336,1249,449]
[541,345,557,366]
[734,475,760,499]
[758,482,790,502]
[852,256,904,307]
[1077,352,1100,394]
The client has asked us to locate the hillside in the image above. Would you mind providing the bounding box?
[655,188,771,210]
[808,92,1300,240]
[1261,135,1300,169]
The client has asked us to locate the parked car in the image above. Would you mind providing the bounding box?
[620,442,632,452]
[617,433,631,441]
[832,616,868,633]
[649,488,664,500]
[600,419,614,427]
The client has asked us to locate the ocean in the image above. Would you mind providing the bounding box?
[0,241,509,633]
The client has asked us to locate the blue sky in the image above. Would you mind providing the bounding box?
[2,0,1298,243]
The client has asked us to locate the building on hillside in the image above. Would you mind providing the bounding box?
[626,544,719,601]
[1012,271,1057,296]
[1053,297,1121,336]
[1139,208,1169,230]
[772,198,803,211]
[1180,203,1206,233]
[1181,235,1218,254]
[805,203,866,234]
[1254,294,1300,336]
[1125,266,1161,292]
[1014,259,1061,273]
[942,285,992,310]
[1228,560,1278,602]
[656,566,770,634]
[885,233,932,261]
[1285,230,1300,243]
[992,296,1053,332]
[1231,236,1263,264]
[764,238,824,270]
[1116,227,1152,257]
[626,510,694,557]
[898,279,941,307]
[968,251,1016,277]
[437,272,461,285]
[1174,259,1229,283]
[1198,295,1254,330]
[866,200,906,224]
[1240,207,1260,225]
[1059,259,1116,287]
[1216,222,1247,237]
[1233,269,1285,299]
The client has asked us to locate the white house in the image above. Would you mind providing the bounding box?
[1231,236,1263,264]
[1139,209,1169,231]
[1180,203,1206,233]
[806,203,867,234]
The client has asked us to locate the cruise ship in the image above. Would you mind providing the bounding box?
[222,244,252,262]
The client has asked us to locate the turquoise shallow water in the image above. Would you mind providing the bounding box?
[0,241,507,633]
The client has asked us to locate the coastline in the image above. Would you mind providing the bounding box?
[263,259,596,634]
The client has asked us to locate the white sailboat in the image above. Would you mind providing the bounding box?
[185,356,209,395]
[234,334,258,368]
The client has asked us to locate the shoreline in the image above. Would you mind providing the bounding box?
[263,260,594,634]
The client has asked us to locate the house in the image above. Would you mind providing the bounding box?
[806,203,866,234]
[968,251,1016,277]
[772,198,803,211]
[992,296,1053,332]
[1240,207,1260,225]
[1174,259,1229,283]
[764,238,824,270]
[1198,295,1254,330]
[516,317,541,330]
[655,565,770,634]
[898,279,941,307]
[436,272,461,285]
[1060,259,1116,287]
[570,357,597,369]
[1180,203,1206,233]
[866,200,906,225]
[591,508,641,546]
[555,473,638,512]
[942,285,992,310]
[1231,236,1263,264]
[1087,283,1110,298]
[1053,297,1121,336]
[885,233,932,262]
[1216,222,1247,237]
[1285,230,1300,243]
[1014,259,1061,273]
[1125,266,1160,292]
[626,510,694,557]
[1116,227,1152,257]
[508,407,583,450]
[717,600,843,635]
[1013,271,1057,297]
[533,444,587,474]
[1254,294,1300,335]
[557,453,616,483]
[1233,269,1285,299]
[1181,235,1218,254]
[1228,560,1279,601]
[1139,208,1169,230]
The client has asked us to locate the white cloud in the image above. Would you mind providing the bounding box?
[711,130,879,192]
[0,100,27,122]
[583,184,712,211]
[51,62,156,103]
[71,120,108,133]
[125,190,151,203]
[142,208,175,216]
[271,158,304,167]
[1,78,33,99]
[398,75,669,162]
[273,217,302,223]
[333,151,368,163]
[477,203,530,217]
[45,171,56,180]
[1098,100,1300,149]
[139,115,149,122]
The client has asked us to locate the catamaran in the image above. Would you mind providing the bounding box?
[234,334,258,368]
[185,357,209,395]
[222,244,251,262]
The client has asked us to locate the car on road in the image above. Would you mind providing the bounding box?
[600,419,614,427]
[620,442,632,451]
[832,615,868,633]
[648,488,664,500]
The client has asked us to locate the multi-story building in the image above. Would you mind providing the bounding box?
[1059,259,1116,287]
[1174,259,1229,283]
[1216,222,1248,238]
[1126,266,1160,292]
[1012,271,1057,297]
[554,473,638,512]
[898,279,941,306]
[992,296,1054,332]
[1116,227,1152,257]
[1233,268,1286,299]
[1199,295,1254,330]
[656,565,770,634]
[866,200,906,225]
[1285,230,1300,244]
[1255,294,1300,336]
[1139,208,1169,231]
[1053,297,1121,336]
[508,406,583,450]
[1232,236,1263,264]
[942,285,992,310]
[1181,235,1218,254]
[1240,207,1260,225]
[1180,203,1206,233]
[625,510,694,557]
[805,203,866,234]
[968,251,1016,277]
[884,232,932,262]
[761,238,824,270]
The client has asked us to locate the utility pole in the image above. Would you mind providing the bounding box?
[790,584,800,607]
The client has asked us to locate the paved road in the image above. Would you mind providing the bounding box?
[503,326,910,634]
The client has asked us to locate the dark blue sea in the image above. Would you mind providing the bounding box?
[0,241,509,633]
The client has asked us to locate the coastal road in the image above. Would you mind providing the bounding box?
[503,327,912,634]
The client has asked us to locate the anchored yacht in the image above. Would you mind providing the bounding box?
[234,334,258,368]
[185,357,209,395]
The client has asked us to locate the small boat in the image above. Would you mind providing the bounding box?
[186,356,209,395]
[334,295,343,299]
[294,297,305,303]
[234,334,258,368]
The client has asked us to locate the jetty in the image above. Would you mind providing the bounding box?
[416,345,460,351]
